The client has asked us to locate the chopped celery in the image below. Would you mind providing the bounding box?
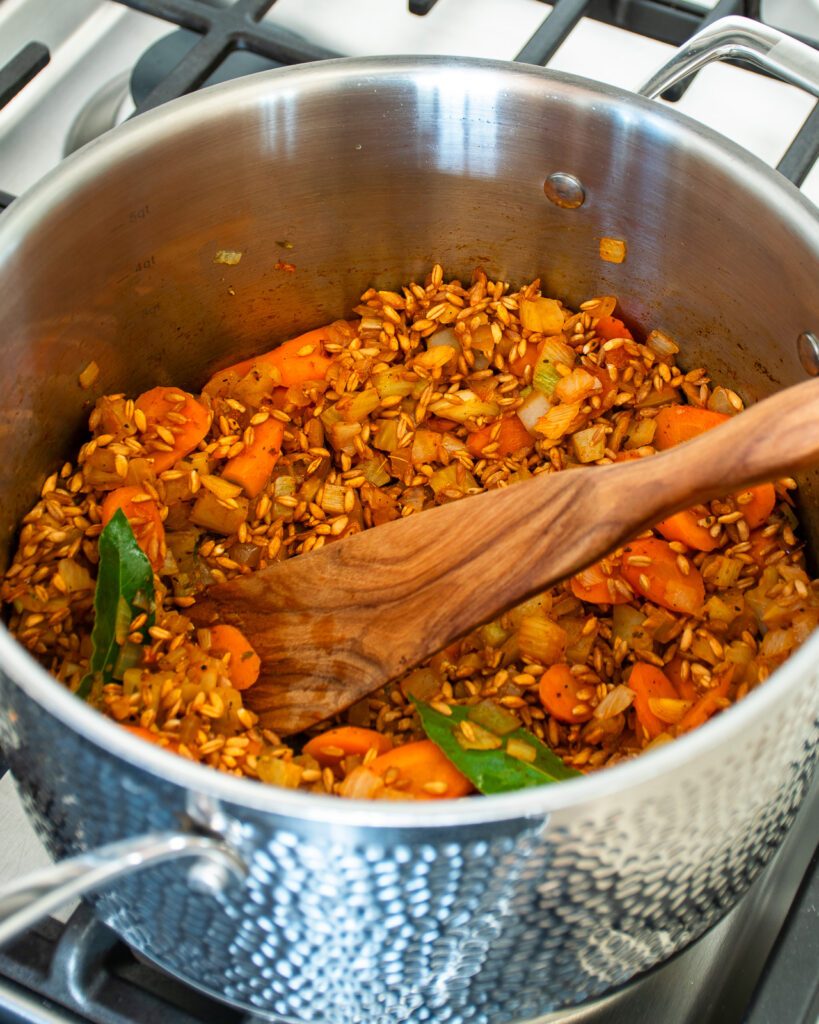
[338,387,381,423]
[191,489,249,535]
[532,357,561,397]
[372,367,416,399]
[467,699,520,736]
[327,420,360,455]
[455,720,503,751]
[373,419,400,452]
[517,615,567,665]
[320,482,347,515]
[571,425,607,464]
[428,463,478,497]
[360,457,391,487]
[428,390,499,424]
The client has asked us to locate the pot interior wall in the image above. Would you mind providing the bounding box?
[1,59,818,569]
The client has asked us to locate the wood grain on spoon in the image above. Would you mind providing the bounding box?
[190,376,819,735]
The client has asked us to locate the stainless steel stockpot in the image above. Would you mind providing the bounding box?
[1,17,818,1024]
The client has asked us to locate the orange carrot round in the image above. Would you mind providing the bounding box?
[655,506,720,552]
[570,560,630,605]
[736,484,776,529]
[508,342,540,377]
[222,418,285,497]
[654,406,728,450]
[303,727,392,768]
[135,387,211,473]
[100,486,165,570]
[368,740,472,799]
[539,663,593,723]
[628,663,679,739]
[663,655,698,701]
[595,315,633,341]
[215,325,337,386]
[620,537,705,614]
[209,624,261,690]
[677,667,733,733]
[467,415,533,457]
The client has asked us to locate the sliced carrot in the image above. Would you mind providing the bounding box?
[368,740,473,799]
[654,407,776,524]
[222,418,285,498]
[214,324,342,386]
[467,415,533,457]
[595,315,633,341]
[208,624,261,691]
[655,506,719,552]
[628,663,679,740]
[677,666,733,733]
[539,663,594,724]
[135,387,211,473]
[120,724,179,752]
[303,727,392,768]
[663,655,698,701]
[100,486,165,570]
[585,364,618,407]
[600,345,632,370]
[570,560,630,605]
[653,406,728,450]
[736,483,776,529]
[620,537,705,614]
[509,342,541,377]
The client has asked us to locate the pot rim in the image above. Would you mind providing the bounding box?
[1,54,818,829]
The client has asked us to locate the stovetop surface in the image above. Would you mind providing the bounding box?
[0,1,818,1022]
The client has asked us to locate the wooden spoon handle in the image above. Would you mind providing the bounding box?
[603,374,819,526]
[200,376,819,734]
[374,374,819,655]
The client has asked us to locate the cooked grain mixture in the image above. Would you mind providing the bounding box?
[3,266,817,800]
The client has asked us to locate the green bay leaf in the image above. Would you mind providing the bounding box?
[76,508,154,700]
[413,698,581,795]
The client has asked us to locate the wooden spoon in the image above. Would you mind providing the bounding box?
[191,377,819,735]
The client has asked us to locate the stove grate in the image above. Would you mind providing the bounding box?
[110,0,819,184]
[0,42,49,112]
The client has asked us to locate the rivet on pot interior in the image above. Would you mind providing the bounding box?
[543,172,585,209]
[797,332,819,377]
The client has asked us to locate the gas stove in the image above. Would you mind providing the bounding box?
[0,2,818,1023]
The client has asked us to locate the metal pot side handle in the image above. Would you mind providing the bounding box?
[0,831,245,949]
[639,15,819,101]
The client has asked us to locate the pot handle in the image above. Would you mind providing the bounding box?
[0,830,245,949]
[639,15,819,100]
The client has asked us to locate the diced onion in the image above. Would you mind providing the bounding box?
[78,361,100,390]
[506,738,536,763]
[517,390,551,433]
[427,328,461,354]
[647,697,692,724]
[707,386,743,417]
[517,615,566,665]
[593,684,635,720]
[554,368,599,405]
[571,425,606,464]
[599,237,627,264]
[646,329,679,358]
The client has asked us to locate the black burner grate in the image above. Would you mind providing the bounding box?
[0,41,49,113]
[112,0,819,185]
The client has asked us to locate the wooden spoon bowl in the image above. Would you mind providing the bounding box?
[191,377,819,735]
